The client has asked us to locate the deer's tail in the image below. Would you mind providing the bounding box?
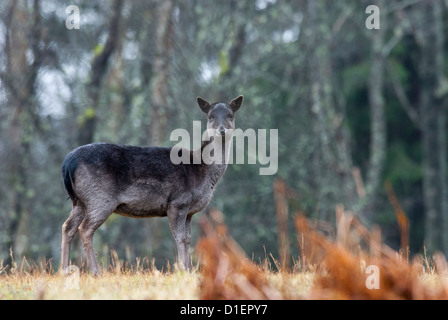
[61,151,79,203]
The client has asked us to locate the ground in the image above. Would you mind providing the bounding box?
[0,269,316,300]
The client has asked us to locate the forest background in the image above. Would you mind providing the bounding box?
[0,0,447,269]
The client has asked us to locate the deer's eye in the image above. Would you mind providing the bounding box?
[227,114,234,120]
[208,115,214,121]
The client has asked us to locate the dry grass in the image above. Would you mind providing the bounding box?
[2,207,448,300]
[195,208,448,300]
[0,261,314,300]
[0,255,201,299]
[296,210,448,300]
[0,270,199,300]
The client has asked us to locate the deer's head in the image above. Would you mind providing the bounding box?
[197,95,243,138]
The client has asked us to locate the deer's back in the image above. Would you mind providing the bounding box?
[62,143,217,217]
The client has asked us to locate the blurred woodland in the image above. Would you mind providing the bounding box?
[0,0,447,269]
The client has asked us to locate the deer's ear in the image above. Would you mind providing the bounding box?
[197,97,211,113]
[230,95,243,112]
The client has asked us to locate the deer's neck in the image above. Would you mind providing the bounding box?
[199,136,232,185]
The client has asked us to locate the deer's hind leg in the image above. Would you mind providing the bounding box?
[78,205,114,276]
[61,204,85,274]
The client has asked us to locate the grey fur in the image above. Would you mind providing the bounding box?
[60,96,243,275]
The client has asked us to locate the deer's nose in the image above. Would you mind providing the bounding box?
[218,128,226,136]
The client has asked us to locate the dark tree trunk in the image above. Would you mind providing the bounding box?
[144,0,174,259]
[360,0,386,222]
[77,0,124,146]
[148,0,174,147]
[1,0,43,261]
[305,0,356,222]
[420,0,447,254]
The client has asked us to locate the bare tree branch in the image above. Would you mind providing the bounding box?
[78,0,124,145]
[387,61,421,130]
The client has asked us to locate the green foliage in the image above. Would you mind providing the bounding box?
[77,107,96,127]
[386,144,422,186]
[218,50,230,78]
[93,44,105,58]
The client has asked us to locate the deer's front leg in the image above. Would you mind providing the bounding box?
[167,207,190,270]
[184,214,193,270]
